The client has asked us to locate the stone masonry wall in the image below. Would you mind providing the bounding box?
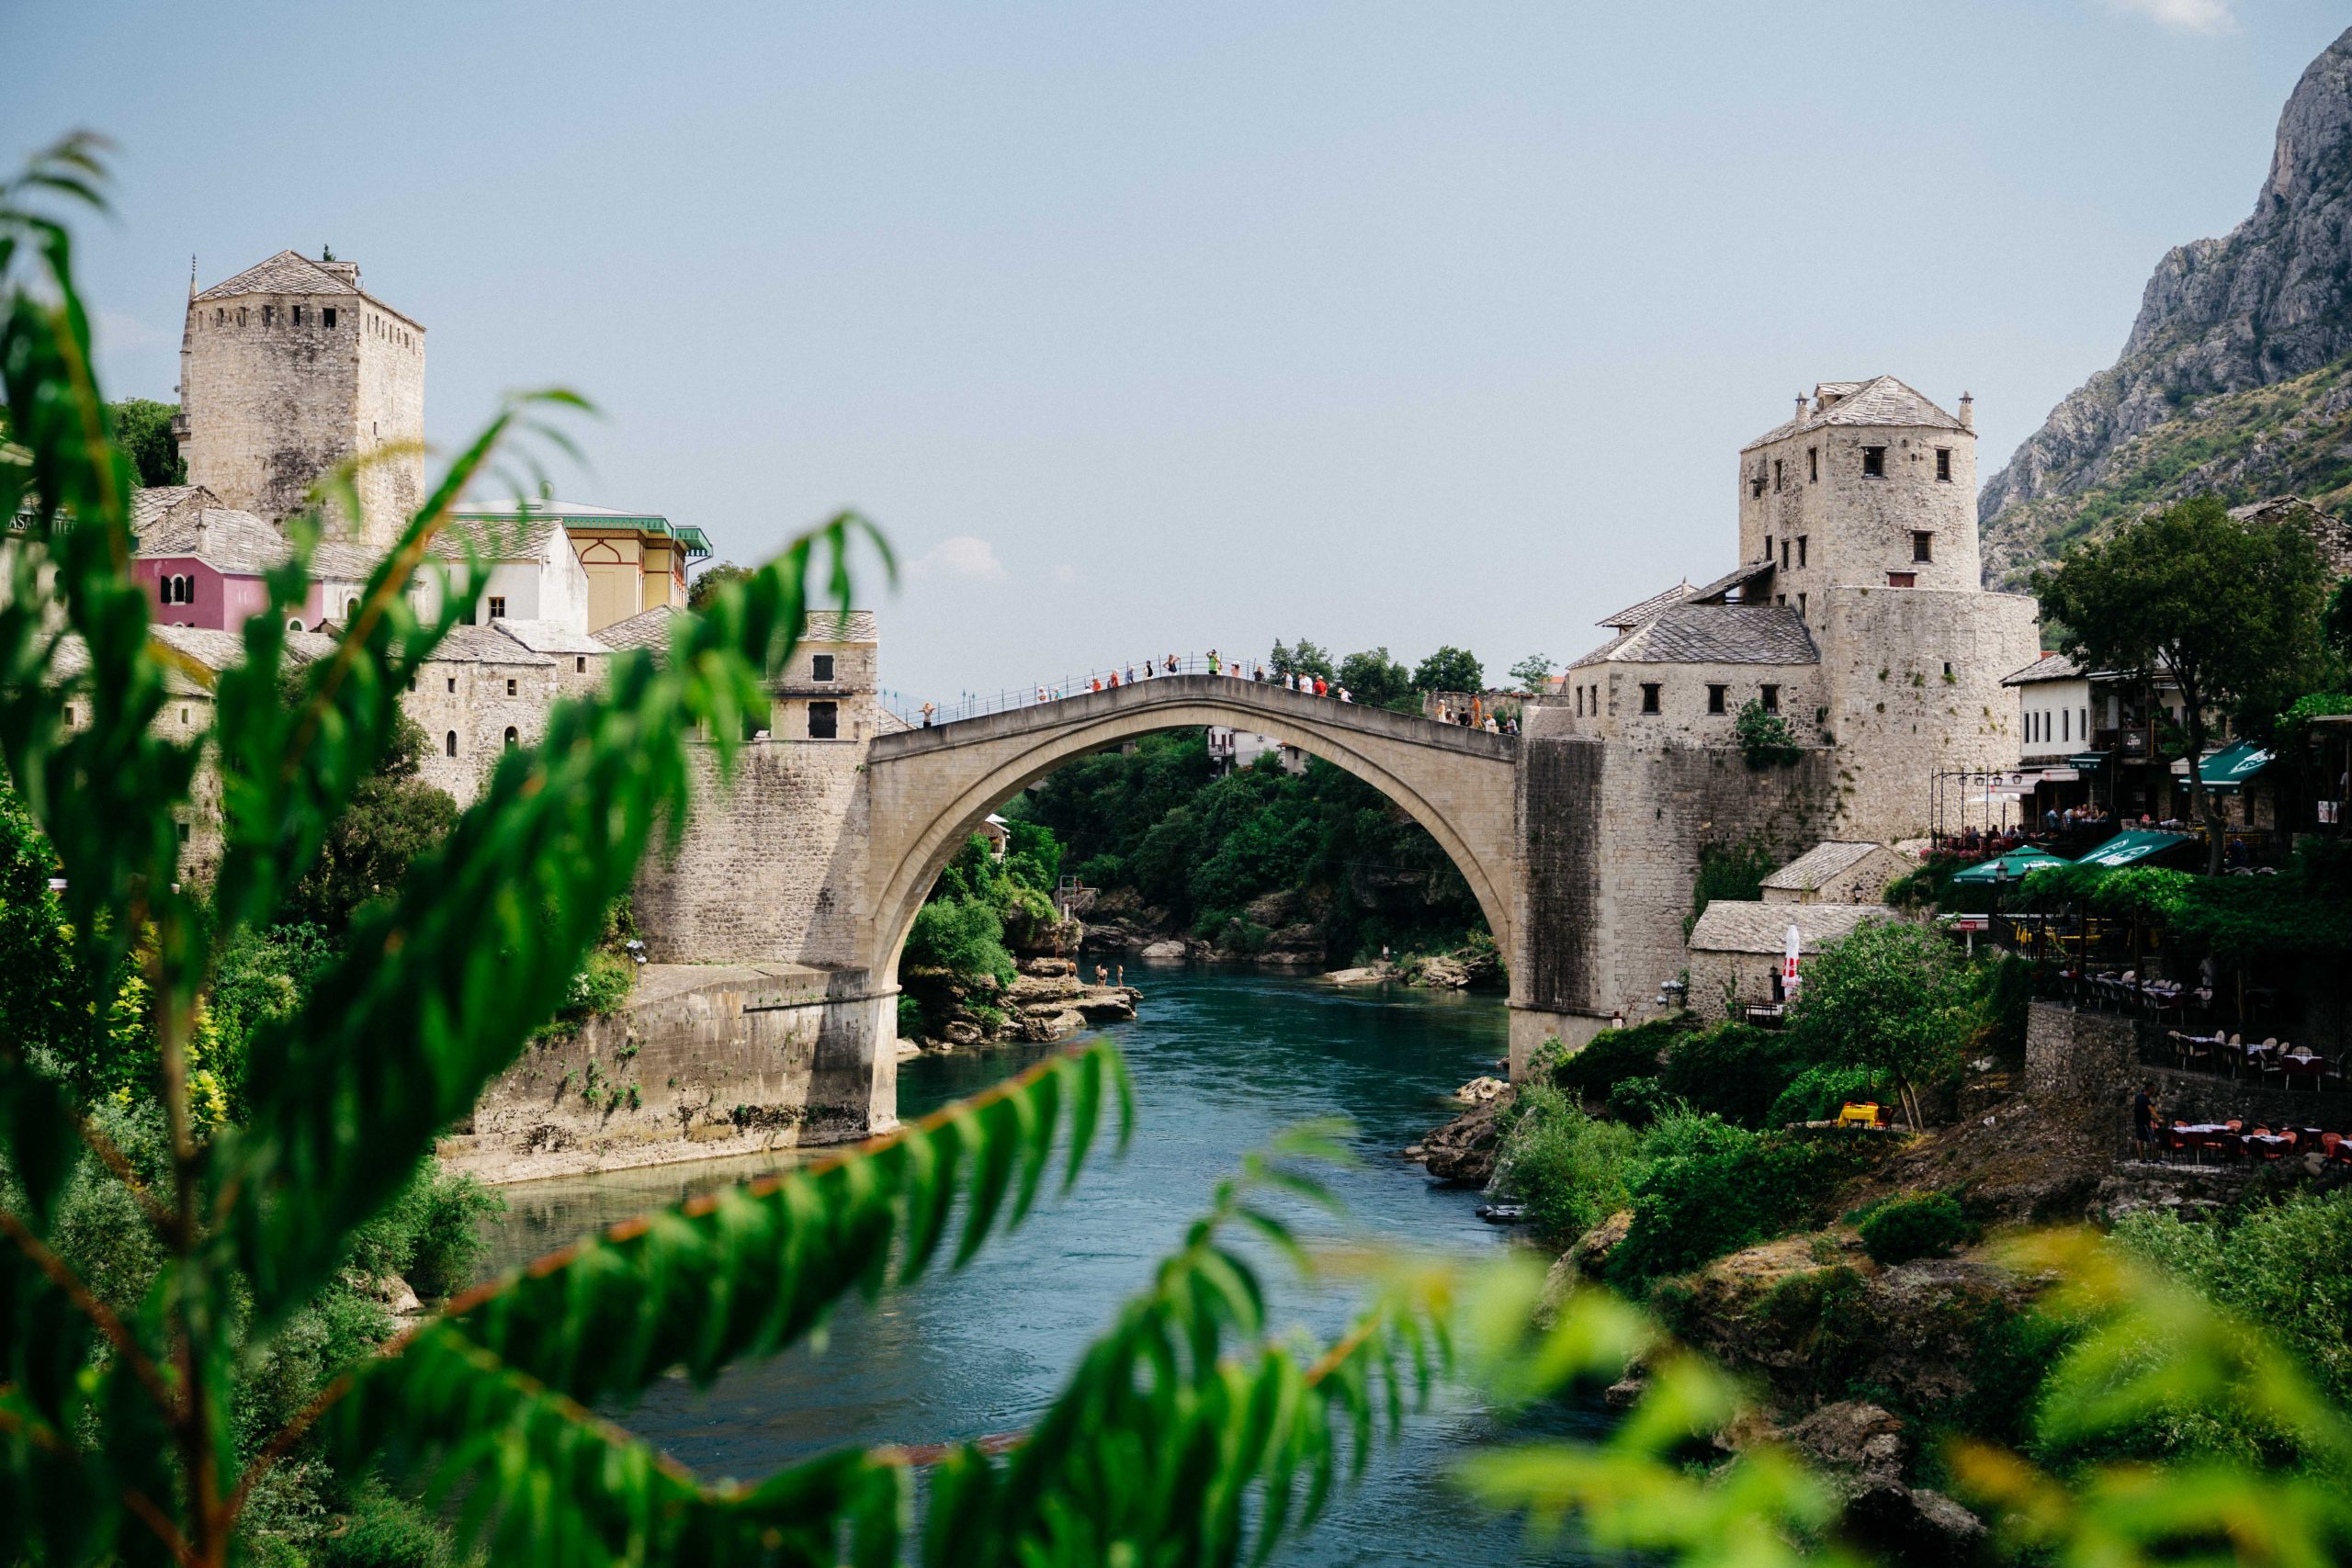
[1556,659,1826,748]
[353,303,425,547]
[441,964,889,1184]
[633,738,871,967]
[1687,947,1781,1021]
[405,655,567,805]
[183,296,360,525]
[1817,584,2039,842]
[1740,423,1981,593]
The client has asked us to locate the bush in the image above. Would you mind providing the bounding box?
[1606,1075,1674,1126]
[1656,1022,1809,1128]
[1554,1018,1682,1100]
[904,897,1015,989]
[1733,699,1801,768]
[897,995,925,1040]
[1857,1191,1972,1265]
[315,1484,455,1568]
[1490,1084,1639,1245]
[1611,1112,1886,1284]
[1768,1064,1879,1127]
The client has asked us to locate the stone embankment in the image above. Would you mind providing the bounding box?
[906,955,1138,1055]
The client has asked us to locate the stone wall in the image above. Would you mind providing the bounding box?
[406,653,567,805]
[353,301,426,546]
[440,963,893,1184]
[1740,421,1981,594]
[1817,584,2039,842]
[1687,946,1781,1021]
[632,737,872,967]
[1556,658,1826,749]
[2025,1001,2140,1099]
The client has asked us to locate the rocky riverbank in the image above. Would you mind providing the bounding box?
[900,954,1138,1055]
[1072,884,1502,986]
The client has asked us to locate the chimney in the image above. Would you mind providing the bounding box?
[1794,392,1809,426]
[1958,392,1974,430]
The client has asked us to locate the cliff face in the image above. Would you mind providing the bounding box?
[1980,26,2352,585]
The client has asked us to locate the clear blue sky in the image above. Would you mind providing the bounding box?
[9,1,2346,705]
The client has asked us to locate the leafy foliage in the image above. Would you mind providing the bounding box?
[1732,698,1801,768]
[1267,637,1332,682]
[2025,847,2352,960]
[1655,1023,1808,1130]
[1334,647,1413,711]
[1505,653,1554,692]
[1856,1191,1971,1266]
[1489,1084,1637,1245]
[2034,495,2332,871]
[108,396,183,488]
[684,560,752,613]
[1686,839,1773,937]
[1410,644,1483,695]
[1787,919,1977,1122]
[1547,1019,1680,1102]
[1608,1111,1883,1284]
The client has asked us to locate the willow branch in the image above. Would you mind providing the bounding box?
[0,1402,202,1568]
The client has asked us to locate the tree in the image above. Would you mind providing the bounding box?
[1269,637,1333,681]
[686,558,751,611]
[108,396,184,487]
[1412,644,1483,694]
[1506,653,1554,692]
[1336,647,1412,709]
[279,705,458,930]
[0,140,1440,1568]
[1786,919,1976,1129]
[2035,497,2330,874]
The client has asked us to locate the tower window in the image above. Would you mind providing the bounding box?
[811,653,835,682]
[1935,447,1952,481]
[1912,531,1934,563]
[445,731,458,757]
[1763,535,1773,566]
[1759,684,1781,713]
[575,655,587,673]
[1942,661,1952,678]
[1797,592,1807,617]
[1807,446,1818,482]
[1639,682,1661,715]
[262,305,273,326]
[1707,683,1727,714]
[487,595,506,619]
[808,700,840,739]
[1750,467,1766,499]
[292,305,304,325]
[1887,571,1917,588]
[1575,686,1585,716]
[323,307,336,328]
[504,677,516,697]
[1861,446,1886,479]
[1781,538,1790,570]
[503,727,519,750]
[1796,536,1807,568]
[214,309,223,325]
[1772,458,1783,492]
[446,676,457,694]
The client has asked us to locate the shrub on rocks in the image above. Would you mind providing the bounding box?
[1858,1191,1973,1265]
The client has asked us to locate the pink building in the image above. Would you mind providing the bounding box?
[131,485,378,631]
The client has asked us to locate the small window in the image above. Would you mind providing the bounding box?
[503,727,519,750]
[1749,468,1766,499]
[1887,571,1916,588]
[1942,661,1952,678]
[505,677,516,697]
[1639,682,1661,715]
[292,305,303,325]
[214,309,223,325]
[575,655,587,673]
[1763,535,1773,566]
[1772,458,1783,492]
[808,700,839,739]
[1760,684,1780,713]
[1707,683,1727,714]
[811,653,835,682]
[1912,531,1934,563]
[1575,687,1585,716]
[180,707,189,724]
[1796,536,1807,568]
[445,731,458,757]
[177,822,190,843]
[1807,446,1818,482]
[487,596,506,619]
[1861,446,1886,478]
[1797,592,1807,617]
[323,307,336,328]
[262,305,273,326]
[1781,538,1790,570]
[446,676,457,694]
[1935,447,1952,481]
[345,596,360,618]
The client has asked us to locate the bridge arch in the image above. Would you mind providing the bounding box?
[859,676,1520,995]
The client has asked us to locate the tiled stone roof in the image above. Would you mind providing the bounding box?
[594,605,681,652]
[427,625,555,666]
[805,609,877,643]
[1759,841,1888,892]
[1687,899,1892,955]
[1689,558,1777,604]
[1567,604,1817,669]
[196,251,358,300]
[428,513,570,562]
[492,619,608,657]
[149,624,339,674]
[2001,651,2085,686]
[1597,580,1695,629]
[137,508,293,574]
[309,540,382,581]
[132,486,215,532]
[1741,375,1968,452]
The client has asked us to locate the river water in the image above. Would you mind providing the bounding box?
[480,966,1601,1563]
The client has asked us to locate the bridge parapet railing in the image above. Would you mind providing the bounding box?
[887,655,1392,729]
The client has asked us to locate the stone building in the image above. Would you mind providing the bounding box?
[174,252,424,547]
[1510,378,2040,1065]
[131,485,378,631]
[451,500,711,634]
[1758,840,1909,906]
[1685,900,1892,1023]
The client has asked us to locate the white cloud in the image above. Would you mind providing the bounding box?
[909,535,1008,582]
[1049,564,1078,587]
[2099,0,2235,35]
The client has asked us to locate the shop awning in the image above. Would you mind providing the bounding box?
[2075,829,2194,869]
[2171,740,2274,795]
[2066,751,2109,770]
[1951,848,2072,885]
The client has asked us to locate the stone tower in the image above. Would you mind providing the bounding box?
[174,251,424,548]
[1735,378,2036,841]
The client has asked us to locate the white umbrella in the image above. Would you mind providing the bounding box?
[1782,924,1802,1002]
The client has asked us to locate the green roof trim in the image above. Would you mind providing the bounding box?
[2075,829,2195,869]
[1951,848,2072,885]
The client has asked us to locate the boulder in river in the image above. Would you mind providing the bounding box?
[1138,939,1188,961]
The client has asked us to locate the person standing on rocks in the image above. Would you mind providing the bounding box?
[2132,1085,2157,1158]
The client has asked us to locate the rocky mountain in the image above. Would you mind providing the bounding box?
[1980,25,2352,587]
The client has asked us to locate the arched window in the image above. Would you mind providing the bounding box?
[445,731,458,758]
[503,727,518,750]
[287,618,303,632]
[345,595,360,618]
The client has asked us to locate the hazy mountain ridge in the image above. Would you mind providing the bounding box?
[1980,25,2352,584]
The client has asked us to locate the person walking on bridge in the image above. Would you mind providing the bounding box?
[1207,649,1221,675]
[1165,653,1178,675]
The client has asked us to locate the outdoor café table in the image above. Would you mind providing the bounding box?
[2174,1123,2232,1161]
[2244,1134,2294,1158]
